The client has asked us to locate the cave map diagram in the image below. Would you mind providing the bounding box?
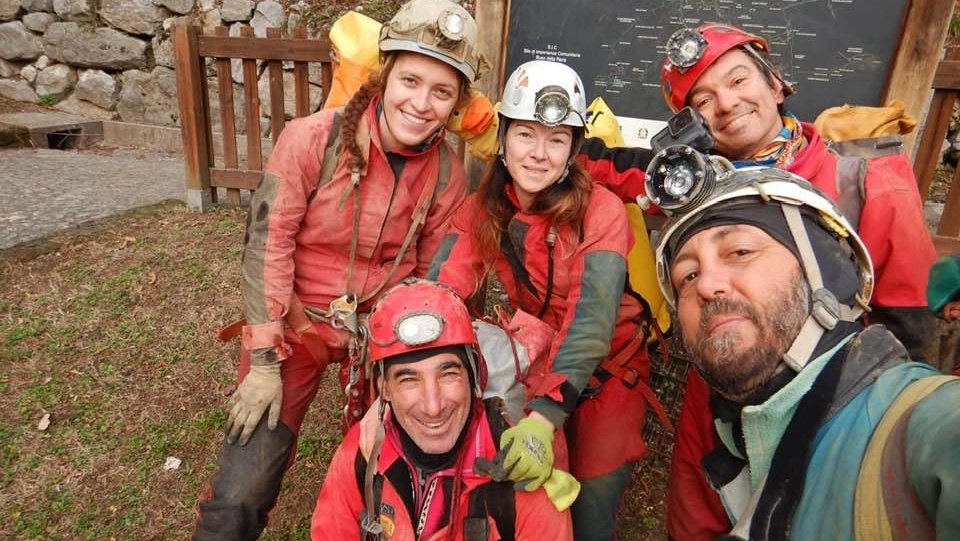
[506,0,909,120]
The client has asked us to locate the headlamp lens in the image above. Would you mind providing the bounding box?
[534,87,572,126]
[664,165,696,198]
[439,11,465,41]
[395,312,444,346]
[646,145,717,213]
[666,28,707,69]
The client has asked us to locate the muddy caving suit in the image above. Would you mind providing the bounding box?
[310,400,574,540]
[192,98,467,541]
[664,123,940,541]
[430,184,658,539]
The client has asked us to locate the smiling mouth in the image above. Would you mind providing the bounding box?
[418,418,447,430]
[401,111,429,125]
[721,111,754,132]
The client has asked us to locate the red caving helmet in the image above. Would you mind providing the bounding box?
[660,22,793,113]
[367,278,486,395]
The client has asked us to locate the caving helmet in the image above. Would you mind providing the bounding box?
[378,0,488,82]
[655,166,873,372]
[498,59,588,166]
[660,22,794,113]
[368,278,485,397]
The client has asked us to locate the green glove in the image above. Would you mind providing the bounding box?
[225,361,282,445]
[542,469,581,511]
[497,416,555,491]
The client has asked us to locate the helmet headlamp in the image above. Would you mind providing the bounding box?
[395,312,445,346]
[665,28,708,70]
[534,85,574,126]
[643,145,726,214]
[438,10,465,41]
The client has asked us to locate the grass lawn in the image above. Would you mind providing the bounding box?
[0,200,672,540]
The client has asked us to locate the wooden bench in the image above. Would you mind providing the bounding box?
[172,23,333,210]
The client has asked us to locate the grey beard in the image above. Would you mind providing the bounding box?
[684,271,810,403]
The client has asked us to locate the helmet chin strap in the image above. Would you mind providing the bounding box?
[464,345,483,398]
[779,204,864,372]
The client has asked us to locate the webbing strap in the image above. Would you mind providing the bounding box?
[782,205,823,290]
[358,151,443,304]
[854,375,956,541]
[780,205,825,371]
[835,156,866,231]
[339,145,446,305]
[591,323,674,433]
[360,421,386,540]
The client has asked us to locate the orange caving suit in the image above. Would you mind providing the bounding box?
[429,184,652,482]
[192,98,467,541]
[311,403,574,541]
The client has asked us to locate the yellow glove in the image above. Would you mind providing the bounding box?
[497,416,555,490]
[541,469,581,511]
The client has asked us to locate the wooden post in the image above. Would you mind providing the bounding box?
[466,0,508,191]
[292,27,311,117]
[173,22,213,211]
[882,0,956,158]
[266,27,286,145]
[914,47,960,200]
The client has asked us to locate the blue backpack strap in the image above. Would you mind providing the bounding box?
[854,375,957,541]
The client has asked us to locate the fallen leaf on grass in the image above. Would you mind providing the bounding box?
[163,456,182,471]
[37,413,51,431]
[147,271,158,284]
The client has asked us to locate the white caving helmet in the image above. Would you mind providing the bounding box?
[498,60,588,170]
[655,166,874,373]
[499,60,587,128]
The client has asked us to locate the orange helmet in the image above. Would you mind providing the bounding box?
[660,22,793,113]
[368,278,485,395]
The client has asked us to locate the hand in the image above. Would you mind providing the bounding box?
[541,469,581,511]
[496,415,555,490]
[225,362,282,445]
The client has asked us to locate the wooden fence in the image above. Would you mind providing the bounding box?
[172,23,332,210]
[915,46,960,255]
[172,22,960,254]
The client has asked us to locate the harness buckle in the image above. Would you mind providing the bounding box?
[360,511,384,537]
[620,368,641,389]
[329,293,359,332]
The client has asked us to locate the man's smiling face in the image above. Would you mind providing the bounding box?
[688,48,786,161]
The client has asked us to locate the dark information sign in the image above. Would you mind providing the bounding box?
[506,0,910,121]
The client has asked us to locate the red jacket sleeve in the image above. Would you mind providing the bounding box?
[666,370,731,541]
[577,137,653,204]
[241,114,331,356]
[856,153,936,309]
[311,427,365,541]
[513,489,574,540]
[429,195,489,300]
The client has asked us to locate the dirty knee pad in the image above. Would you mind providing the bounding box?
[193,418,296,541]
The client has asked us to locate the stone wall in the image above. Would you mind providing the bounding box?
[0,0,320,129]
